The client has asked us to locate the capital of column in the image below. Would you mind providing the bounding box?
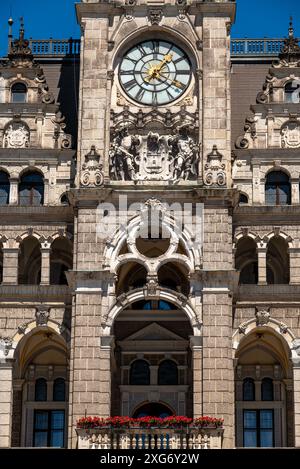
[189,335,203,350]
[100,335,115,350]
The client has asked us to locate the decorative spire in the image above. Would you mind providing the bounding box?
[6,17,35,68]
[274,18,300,67]
[8,17,13,53]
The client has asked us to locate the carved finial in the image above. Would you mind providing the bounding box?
[8,17,13,53]
[19,16,24,42]
[289,16,294,38]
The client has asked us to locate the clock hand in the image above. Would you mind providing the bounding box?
[143,54,173,82]
[156,74,185,89]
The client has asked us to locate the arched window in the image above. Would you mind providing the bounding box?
[0,171,10,205]
[265,171,291,206]
[266,237,290,284]
[243,378,255,401]
[239,194,248,205]
[50,238,72,285]
[18,236,41,285]
[235,237,258,285]
[285,81,300,103]
[60,194,69,205]
[158,360,178,385]
[130,360,150,385]
[53,378,66,401]
[35,378,47,401]
[11,82,27,103]
[19,171,44,206]
[261,378,274,401]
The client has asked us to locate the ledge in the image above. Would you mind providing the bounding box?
[236,284,300,303]
[0,284,72,303]
[234,205,300,224]
[0,205,74,222]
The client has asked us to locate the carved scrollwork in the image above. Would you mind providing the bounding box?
[204,145,226,186]
[81,146,104,187]
[281,120,300,148]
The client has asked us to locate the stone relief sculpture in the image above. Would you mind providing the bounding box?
[3,121,30,148]
[281,121,300,148]
[109,123,199,182]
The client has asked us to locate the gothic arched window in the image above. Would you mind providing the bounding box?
[53,378,66,402]
[35,378,47,401]
[243,378,255,401]
[19,171,44,206]
[239,193,248,205]
[11,82,27,103]
[261,378,274,401]
[130,360,150,385]
[265,171,291,206]
[0,171,10,205]
[158,360,178,385]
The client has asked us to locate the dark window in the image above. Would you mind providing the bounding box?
[243,410,274,447]
[265,171,291,206]
[33,410,65,447]
[11,82,27,103]
[50,263,69,285]
[158,360,178,385]
[243,378,255,401]
[130,360,150,385]
[19,172,44,206]
[261,378,274,401]
[0,171,10,205]
[240,262,258,285]
[60,194,69,205]
[35,378,47,402]
[285,82,300,103]
[239,194,248,205]
[53,378,66,402]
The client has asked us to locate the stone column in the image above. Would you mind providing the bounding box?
[289,247,300,285]
[9,178,18,205]
[257,244,267,285]
[99,335,113,417]
[40,243,51,285]
[11,379,24,447]
[284,379,294,447]
[2,247,19,285]
[0,359,14,447]
[292,357,300,447]
[202,288,235,448]
[190,336,203,418]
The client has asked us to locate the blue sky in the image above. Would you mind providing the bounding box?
[0,0,300,56]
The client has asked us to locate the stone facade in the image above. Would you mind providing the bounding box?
[0,0,300,450]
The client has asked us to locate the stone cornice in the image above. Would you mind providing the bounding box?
[234,148,300,163]
[0,285,71,304]
[235,284,300,304]
[250,103,300,117]
[0,205,73,223]
[234,205,300,225]
[0,148,75,163]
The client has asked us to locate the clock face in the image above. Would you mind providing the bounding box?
[119,40,192,106]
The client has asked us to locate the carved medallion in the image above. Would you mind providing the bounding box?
[3,122,30,148]
[281,121,300,148]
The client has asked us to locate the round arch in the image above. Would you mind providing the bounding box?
[103,287,201,336]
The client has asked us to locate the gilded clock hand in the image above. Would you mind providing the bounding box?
[156,74,185,89]
[144,54,174,82]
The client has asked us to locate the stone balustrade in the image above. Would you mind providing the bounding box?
[76,427,224,450]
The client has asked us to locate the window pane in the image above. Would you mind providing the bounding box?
[261,379,274,401]
[244,430,257,447]
[34,431,48,447]
[260,430,273,447]
[35,378,47,401]
[51,411,65,430]
[130,360,150,385]
[244,410,256,428]
[243,379,255,401]
[51,430,64,448]
[0,187,9,205]
[260,410,273,429]
[34,411,48,430]
[158,360,178,385]
[53,379,66,401]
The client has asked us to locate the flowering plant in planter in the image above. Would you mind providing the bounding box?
[77,415,223,429]
[193,416,224,428]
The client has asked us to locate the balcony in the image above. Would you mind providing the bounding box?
[76,427,224,450]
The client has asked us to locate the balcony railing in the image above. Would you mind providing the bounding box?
[28,38,81,57]
[16,37,296,59]
[76,427,224,450]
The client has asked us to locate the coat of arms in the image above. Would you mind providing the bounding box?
[3,122,30,148]
[281,121,300,148]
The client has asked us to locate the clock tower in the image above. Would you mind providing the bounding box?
[70,0,237,448]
